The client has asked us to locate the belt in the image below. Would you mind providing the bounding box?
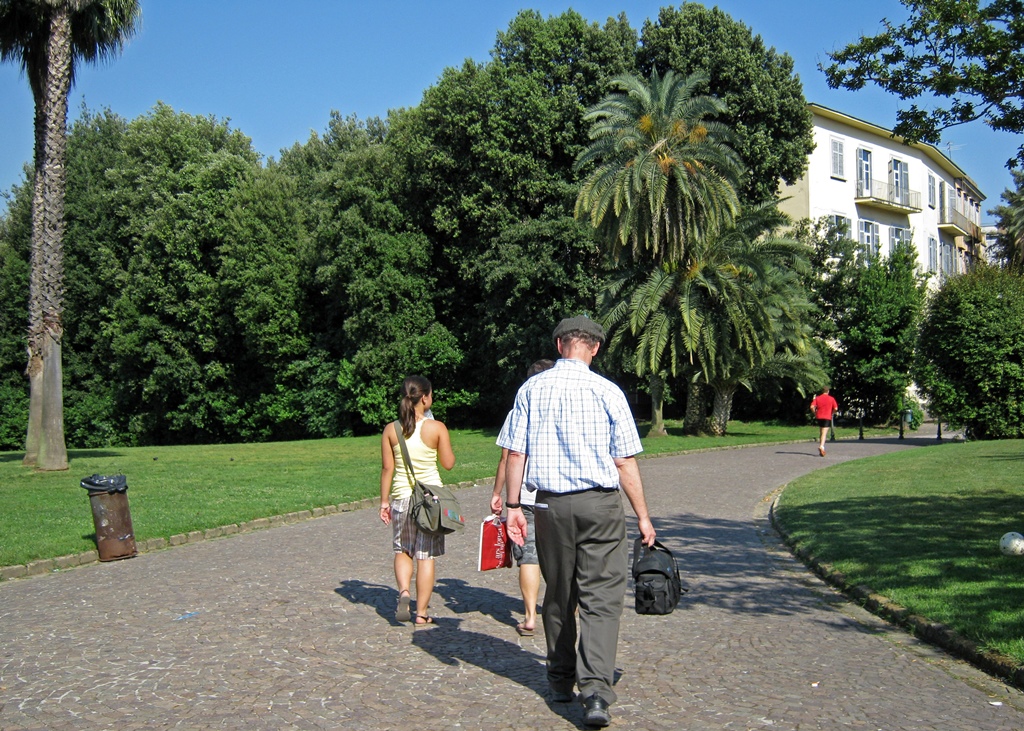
[537,487,619,497]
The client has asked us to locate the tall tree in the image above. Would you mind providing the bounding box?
[59,107,128,447]
[990,168,1024,273]
[575,69,743,268]
[389,10,635,418]
[99,104,266,445]
[279,112,468,433]
[832,242,928,424]
[823,0,1024,167]
[637,3,815,204]
[0,180,31,450]
[604,204,821,436]
[793,216,862,378]
[0,0,140,468]
[576,68,743,433]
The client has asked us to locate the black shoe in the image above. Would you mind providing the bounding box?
[582,695,611,727]
[550,688,574,703]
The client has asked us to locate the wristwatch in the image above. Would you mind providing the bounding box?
[505,502,522,509]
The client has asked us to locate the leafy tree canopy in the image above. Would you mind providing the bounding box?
[915,264,1024,438]
[793,216,862,373]
[833,242,928,424]
[823,0,1024,167]
[387,10,636,418]
[990,167,1024,272]
[575,69,743,266]
[637,3,814,203]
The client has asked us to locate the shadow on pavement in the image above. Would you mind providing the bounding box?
[334,579,407,626]
[411,619,587,726]
[434,576,520,628]
[629,511,853,623]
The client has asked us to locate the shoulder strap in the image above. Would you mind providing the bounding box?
[393,420,418,488]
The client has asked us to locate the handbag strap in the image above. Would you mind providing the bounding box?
[393,420,418,489]
[632,538,674,573]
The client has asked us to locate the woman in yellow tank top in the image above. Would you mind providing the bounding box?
[379,376,455,625]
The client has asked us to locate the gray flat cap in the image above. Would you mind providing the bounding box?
[552,315,605,346]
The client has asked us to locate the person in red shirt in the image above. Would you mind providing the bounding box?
[810,387,839,457]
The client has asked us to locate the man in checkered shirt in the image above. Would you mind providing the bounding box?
[499,315,656,728]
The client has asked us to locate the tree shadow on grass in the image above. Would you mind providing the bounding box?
[69,449,130,460]
[0,449,133,465]
[979,453,1024,462]
[775,491,1024,649]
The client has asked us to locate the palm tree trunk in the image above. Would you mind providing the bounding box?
[683,380,705,435]
[648,373,667,437]
[23,353,44,465]
[707,383,736,437]
[24,76,48,466]
[37,332,67,469]
[33,4,72,471]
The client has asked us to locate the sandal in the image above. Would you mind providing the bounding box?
[396,591,412,622]
[516,623,535,637]
[414,613,434,625]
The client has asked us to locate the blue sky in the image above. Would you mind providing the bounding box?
[1,0,1018,222]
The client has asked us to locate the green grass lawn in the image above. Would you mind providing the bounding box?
[0,419,868,567]
[775,439,1024,666]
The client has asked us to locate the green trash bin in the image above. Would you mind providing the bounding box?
[81,474,137,561]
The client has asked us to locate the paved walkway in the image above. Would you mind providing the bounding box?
[2,435,1023,730]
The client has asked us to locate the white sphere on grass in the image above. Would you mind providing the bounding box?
[999,532,1024,556]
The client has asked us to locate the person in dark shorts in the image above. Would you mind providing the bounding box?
[810,387,839,457]
[492,359,554,637]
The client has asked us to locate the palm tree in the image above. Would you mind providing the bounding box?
[1,0,141,469]
[603,203,824,436]
[576,69,743,434]
[575,69,743,268]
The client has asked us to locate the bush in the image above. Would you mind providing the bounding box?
[915,265,1024,439]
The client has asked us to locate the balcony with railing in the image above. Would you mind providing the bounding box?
[938,204,982,240]
[854,179,922,213]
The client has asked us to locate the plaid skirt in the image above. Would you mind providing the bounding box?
[391,496,445,560]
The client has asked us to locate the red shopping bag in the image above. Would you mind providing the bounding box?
[478,516,513,571]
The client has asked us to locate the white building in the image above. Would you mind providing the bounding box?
[779,103,985,281]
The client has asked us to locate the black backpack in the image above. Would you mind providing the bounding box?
[632,538,684,615]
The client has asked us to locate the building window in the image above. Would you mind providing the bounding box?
[940,241,956,276]
[890,225,911,254]
[828,214,852,237]
[889,158,910,206]
[928,174,936,208]
[830,138,845,179]
[928,236,938,272]
[859,220,880,256]
[856,148,872,196]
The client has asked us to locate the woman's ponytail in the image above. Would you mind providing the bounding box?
[399,375,432,437]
